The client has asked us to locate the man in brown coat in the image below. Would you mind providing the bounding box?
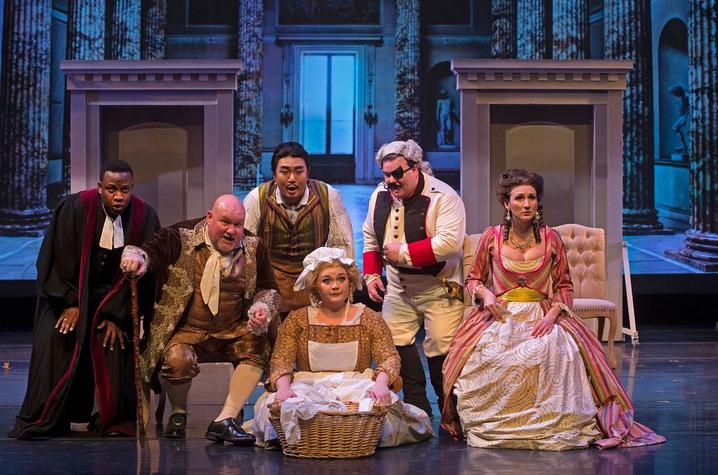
[121,194,280,445]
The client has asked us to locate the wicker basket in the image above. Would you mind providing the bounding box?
[269,402,388,458]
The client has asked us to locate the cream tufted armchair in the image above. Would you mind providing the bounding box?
[461,225,617,368]
[553,224,618,368]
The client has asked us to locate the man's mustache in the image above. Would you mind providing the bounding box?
[384,182,401,190]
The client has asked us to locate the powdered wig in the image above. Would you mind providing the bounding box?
[375,139,434,176]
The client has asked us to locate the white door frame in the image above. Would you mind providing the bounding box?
[282,42,376,183]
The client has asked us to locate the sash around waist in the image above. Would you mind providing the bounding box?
[500,287,546,302]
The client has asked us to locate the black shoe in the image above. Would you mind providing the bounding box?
[205,418,255,446]
[165,412,187,439]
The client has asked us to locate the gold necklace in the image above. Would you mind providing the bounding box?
[509,229,535,254]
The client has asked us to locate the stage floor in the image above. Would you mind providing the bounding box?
[1,326,716,474]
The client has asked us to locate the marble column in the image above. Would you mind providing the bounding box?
[491,0,516,58]
[0,0,53,235]
[394,0,420,141]
[552,0,589,59]
[517,0,549,59]
[234,0,263,189]
[107,0,141,60]
[141,0,166,59]
[63,0,105,194]
[666,0,718,270]
[604,0,666,234]
[68,0,105,60]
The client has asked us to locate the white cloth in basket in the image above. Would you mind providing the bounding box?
[248,370,432,447]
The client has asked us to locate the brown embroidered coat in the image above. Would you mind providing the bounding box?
[139,218,281,390]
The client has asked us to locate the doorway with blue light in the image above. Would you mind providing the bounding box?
[300,53,356,182]
[284,44,378,185]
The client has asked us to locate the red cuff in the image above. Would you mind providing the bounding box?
[363,250,383,275]
[408,238,437,267]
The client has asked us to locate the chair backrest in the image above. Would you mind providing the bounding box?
[462,234,482,305]
[463,234,481,279]
[553,224,606,299]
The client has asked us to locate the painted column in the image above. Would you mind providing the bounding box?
[394,0,420,141]
[0,0,53,235]
[605,0,665,234]
[517,0,549,59]
[63,0,105,193]
[234,0,264,189]
[552,0,589,59]
[667,0,718,270]
[67,0,105,60]
[141,0,166,59]
[107,0,141,59]
[491,0,516,58]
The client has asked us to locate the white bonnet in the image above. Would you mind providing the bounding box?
[293,247,363,291]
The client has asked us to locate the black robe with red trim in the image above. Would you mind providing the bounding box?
[9,190,160,439]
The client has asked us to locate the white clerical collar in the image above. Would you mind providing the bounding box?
[98,204,124,250]
[274,184,309,210]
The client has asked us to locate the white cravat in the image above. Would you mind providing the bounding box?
[200,227,243,316]
[99,206,124,250]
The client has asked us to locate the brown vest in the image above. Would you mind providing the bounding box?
[184,247,247,338]
[256,179,330,274]
[256,179,330,312]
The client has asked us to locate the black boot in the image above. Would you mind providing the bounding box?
[396,344,432,417]
[427,355,446,415]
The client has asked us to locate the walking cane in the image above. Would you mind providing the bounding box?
[129,277,145,438]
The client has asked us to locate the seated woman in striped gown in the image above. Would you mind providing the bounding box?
[441,169,665,451]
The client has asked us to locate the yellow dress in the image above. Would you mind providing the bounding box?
[453,256,601,450]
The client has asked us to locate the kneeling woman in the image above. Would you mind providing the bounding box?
[249,247,432,447]
[441,169,665,450]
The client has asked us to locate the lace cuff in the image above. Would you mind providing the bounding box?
[247,301,271,336]
[121,245,149,276]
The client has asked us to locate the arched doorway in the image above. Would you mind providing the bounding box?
[656,18,689,230]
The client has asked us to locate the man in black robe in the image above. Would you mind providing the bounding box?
[9,160,160,439]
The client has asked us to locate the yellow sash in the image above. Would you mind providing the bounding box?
[501,287,546,302]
